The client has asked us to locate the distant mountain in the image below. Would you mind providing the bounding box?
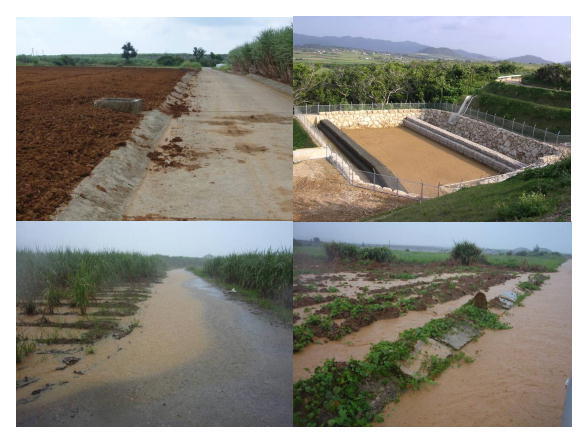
[294,33,427,54]
[504,54,553,64]
[294,33,499,61]
[419,46,494,61]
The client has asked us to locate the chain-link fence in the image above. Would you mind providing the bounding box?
[293,102,570,146]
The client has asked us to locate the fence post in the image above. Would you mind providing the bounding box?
[521,121,525,135]
[437,182,440,198]
[494,113,496,124]
[532,124,536,138]
[544,129,547,142]
[512,118,515,130]
[420,182,424,202]
[556,131,560,145]
[305,103,308,114]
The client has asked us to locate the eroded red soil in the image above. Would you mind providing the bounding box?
[17,66,186,220]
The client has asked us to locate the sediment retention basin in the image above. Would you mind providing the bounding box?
[314,108,563,165]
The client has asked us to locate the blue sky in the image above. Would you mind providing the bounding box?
[294,16,571,62]
[294,222,572,253]
[16,17,292,55]
[16,222,292,257]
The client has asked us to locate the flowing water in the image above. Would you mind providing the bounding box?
[378,260,572,427]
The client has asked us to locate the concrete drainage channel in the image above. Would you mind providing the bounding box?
[52,73,194,221]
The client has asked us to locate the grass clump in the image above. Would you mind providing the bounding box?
[450,241,483,266]
[16,335,36,363]
[325,242,396,263]
[496,191,551,220]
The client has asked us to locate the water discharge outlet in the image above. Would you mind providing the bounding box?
[448,95,474,123]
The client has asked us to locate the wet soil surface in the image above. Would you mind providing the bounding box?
[344,127,497,187]
[17,66,185,220]
[17,270,292,426]
[123,68,292,220]
[377,260,571,426]
[294,159,412,221]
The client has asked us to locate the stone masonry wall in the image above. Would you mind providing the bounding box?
[420,110,561,165]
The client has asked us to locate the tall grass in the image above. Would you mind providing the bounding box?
[16,248,166,314]
[325,242,396,263]
[228,25,292,83]
[199,249,292,304]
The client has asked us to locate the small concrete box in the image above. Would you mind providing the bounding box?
[94,98,143,114]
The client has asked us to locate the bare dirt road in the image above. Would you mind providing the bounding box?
[17,270,292,426]
[124,68,292,220]
[378,260,572,427]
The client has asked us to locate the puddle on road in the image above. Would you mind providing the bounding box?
[184,276,226,299]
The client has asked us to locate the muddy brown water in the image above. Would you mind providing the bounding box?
[293,272,528,382]
[343,126,496,185]
[377,260,572,426]
[17,269,292,426]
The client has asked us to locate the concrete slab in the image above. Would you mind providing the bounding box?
[94,98,143,114]
[500,291,519,303]
[400,340,453,377]
[435,322,481,350]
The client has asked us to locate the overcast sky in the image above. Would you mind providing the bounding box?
[294,222,572,254]
[294,16,571,62]
[16,222,292,257]
[16,17,292,55]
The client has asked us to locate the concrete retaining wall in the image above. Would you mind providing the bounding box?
[404,117,525,173]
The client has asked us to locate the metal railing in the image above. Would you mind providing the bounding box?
[293,102,571,146]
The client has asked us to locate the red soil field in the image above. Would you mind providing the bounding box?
[16,66,186,220]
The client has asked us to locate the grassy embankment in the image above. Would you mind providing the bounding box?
[189,249,293,321]
[228,25,292,84]
[16,249,166,361]
[473,81,571,133]
[293,119,316,150]
[367,156,570,222]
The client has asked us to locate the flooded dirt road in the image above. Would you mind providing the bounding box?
[378,260,572,426]
[17,269,292,426]
[124,68,292,220]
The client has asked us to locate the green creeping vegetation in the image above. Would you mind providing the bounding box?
[514,273,550,306]
[294,303,508,426]
[191,249,293,306]
[294,60,530,105]
[369,156,570,222]
[523,64,571,91]
[325,242,396,263]
[16,53,204,69]
[482,82,570,108]
[485,255,566,272]
[293,119,316,150]
[474,92,570,134]
[16,249,166,315]
[228,25,292,84]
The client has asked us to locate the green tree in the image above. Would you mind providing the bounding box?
[193,47,205,60]
[121,42,137,62]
